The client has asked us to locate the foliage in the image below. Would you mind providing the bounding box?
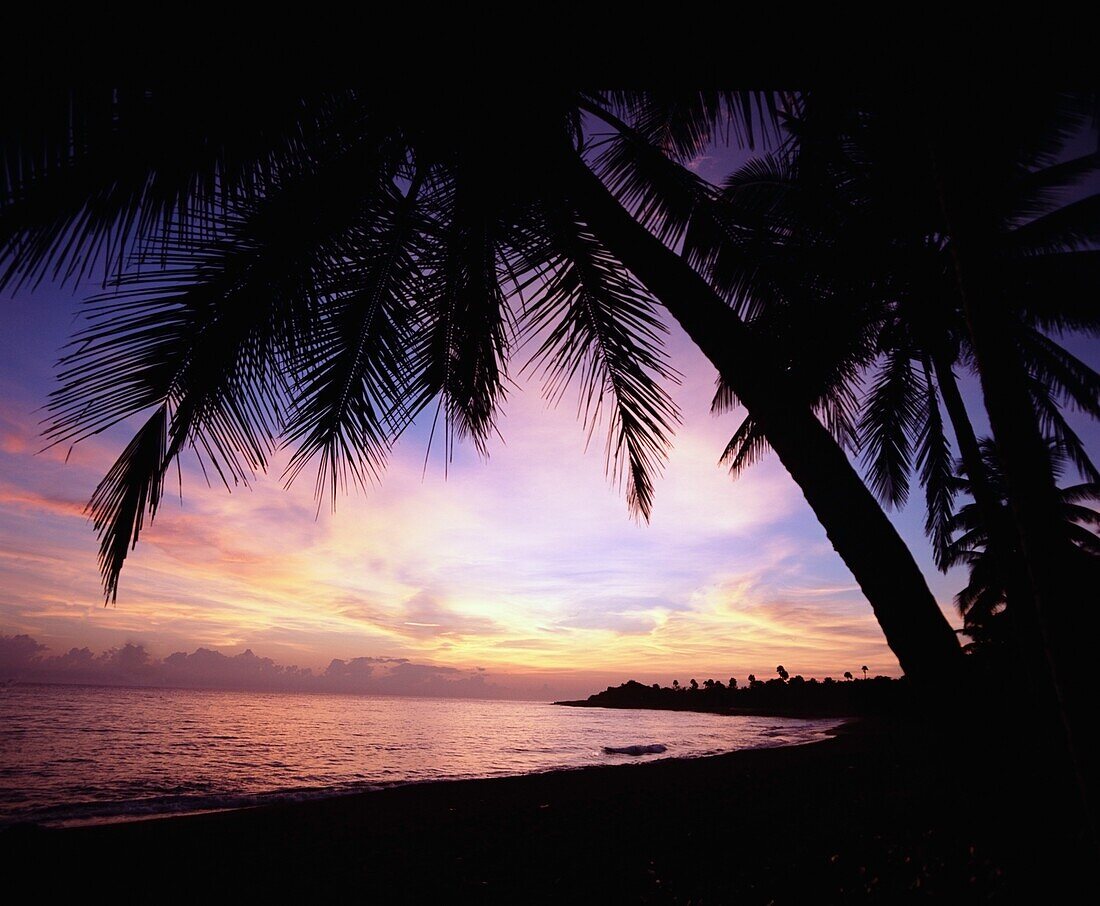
[1,90,783,597]
[945,440,1100,648]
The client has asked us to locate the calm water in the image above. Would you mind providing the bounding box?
[0,684,841,827]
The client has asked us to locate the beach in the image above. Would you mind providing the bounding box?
[4,717,1088,901]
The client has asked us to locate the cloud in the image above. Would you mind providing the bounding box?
[557,611,660,635]
[163,647,313,688]
[553,593,691,634]
[0,303,938,686]
[0,482,85,520]
[0,633,503,698]
[0,633,47,670]
[400,590,501,639]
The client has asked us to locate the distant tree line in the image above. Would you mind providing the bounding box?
[560,664,908,717]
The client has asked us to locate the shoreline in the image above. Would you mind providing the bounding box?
[556,698,863,720]
[8,716,1085,901]
[7,717,853,831]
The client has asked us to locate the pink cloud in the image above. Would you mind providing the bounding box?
[0,481,85,519]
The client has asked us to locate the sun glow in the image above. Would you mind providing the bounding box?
[0,299,958,697]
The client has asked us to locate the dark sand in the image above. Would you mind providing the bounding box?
[3,718,1090,902]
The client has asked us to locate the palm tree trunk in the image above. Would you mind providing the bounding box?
[929,350,1001,526]
[931,347,1051,672]
[930,143,1097,833]
[928,144,1083,618]
[567,158,962,689]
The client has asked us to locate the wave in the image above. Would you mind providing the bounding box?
[0,783,390,830]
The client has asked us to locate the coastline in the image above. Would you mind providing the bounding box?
[5,717,851,831]
[556,699,861,720]
[3,717,1085,900]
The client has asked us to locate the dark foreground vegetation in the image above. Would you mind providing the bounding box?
[558,671,909,718]
[2,717,1089,902]
[2,88,1098,898]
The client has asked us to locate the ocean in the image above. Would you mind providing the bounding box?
[0,683,841,828]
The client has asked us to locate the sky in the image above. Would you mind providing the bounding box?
[1,146,1098,701]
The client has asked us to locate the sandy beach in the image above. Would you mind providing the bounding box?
[3,717,1090,902]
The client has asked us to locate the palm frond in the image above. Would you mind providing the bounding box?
[48,137,402,596]
[282,173,430,504]
[1005,250,1100,335]
[86,405,168,602]
[719,415,770,478]
[917,362,956,570]
[590,125,713,247]
[1060,482,1100,506]
[813,378,863,453]
[682,154,800,320]
[413,165,511,458]
[1009,193,1100,253]
[522,212,680,519]
[1062,502,1100,526]
[1067,523,1100,556]
[859,350,922,507]
[1011,152,1100,222]
[598,91,781,161]
[1030,380,1100,482]
[0,89,349,291]
[1019,327,1100,419]
[711,375,740,415]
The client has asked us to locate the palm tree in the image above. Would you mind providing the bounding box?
[683,92,1099,571]
[793,92,1100,677]
[682,92,1100,774]
[861,665,869,680]
[913,91,1100,625]
[0,88,961,687]
[946,441,1100,651]
[680,91,1100,813]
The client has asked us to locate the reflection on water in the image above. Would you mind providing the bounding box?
[0,684,840,827]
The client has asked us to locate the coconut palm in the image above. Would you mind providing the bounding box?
[681,91,1100,744]
[946,440,1100,650]
[683,91,1100,570]
[0,88,961,686]
[787,91,1100,656]
[679,92,1100,814]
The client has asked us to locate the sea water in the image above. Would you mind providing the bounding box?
[0,683,841,827]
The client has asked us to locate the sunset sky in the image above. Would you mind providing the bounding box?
[2,150,1098,701]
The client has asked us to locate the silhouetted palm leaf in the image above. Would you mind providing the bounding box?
[282,171,430,501]
[1006,251,1100,334]
[522,210,680,518]
[860,350,922,508]
[916,363,956,569]
[4,90,719,596]
[0,89,351,290]
[945,441,1100,644]
[86,405,168,601]
[683,90,1100,574]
